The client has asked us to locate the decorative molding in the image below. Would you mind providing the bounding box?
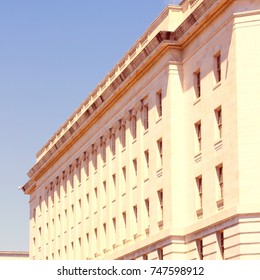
[132,101,143,115]
[103,130,111,142]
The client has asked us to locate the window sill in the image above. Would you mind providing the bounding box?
[158,220,164,229]
[156,168,163,178]
[193,97,201,106]
[214,139,222,151]
[213,81,221,91]
[216,198,224,210]
[156,116,162,124]
[196,208,203,219]
[194,152,202,163]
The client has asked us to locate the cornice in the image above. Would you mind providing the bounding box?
[22,0,234,193]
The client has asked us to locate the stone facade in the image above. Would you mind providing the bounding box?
[22,0,260,260]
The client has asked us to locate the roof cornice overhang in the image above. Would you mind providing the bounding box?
[22,0,233,193]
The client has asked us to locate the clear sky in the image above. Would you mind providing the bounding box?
[0,0,179,251]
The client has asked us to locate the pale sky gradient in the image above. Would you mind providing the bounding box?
[0,0,179,251]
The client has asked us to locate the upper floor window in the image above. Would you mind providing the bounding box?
[143,104,149,130]
[156,91,162,118]
[196,176,203,215]
[216,164,223,199]
[121,125,126,149]
[214,52,221,83]
[195,121,202,152]
[157,138,163,167]
[102,141,106,163]
[194,69,201,99]
[197,239,203,260]
[214,107,222,139]
[131,115,137,140]
[111,134,116,156]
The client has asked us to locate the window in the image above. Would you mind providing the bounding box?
[62,171,67,195]
[39,196,42,213]
[156,91,162,117]
[144,150,149,169]
[143,104,149,130]
[133,158,137,176]
[112,218,116,246]
[85,156,89,177]
[215,107,222,139]
[197,239,203,260]
[111,133,116,156]
[194,69,201,99]
[131,115,137,139]
[144,150,149,179]
[195,121,201,152]
[112,174,116,201]
[121,125,126,148]
[217,231,224,259]
[77,159,81,184]
[133,205,138,223]
[69,165,74,190]
[33,208,36,223]
[122,167,126,194]
[102,141,106,163]
[196,176,203,212]
[93,148,97,170]
[122,212,127,229]
[145,198,150,218]
[103,181,106,206]
[78,199,81,221]
[158,190,163,219]
[157,248,163,260]
[157,139,163,167]
[216,164,223,199]
[197,177,202,207]
[214,52,221,83]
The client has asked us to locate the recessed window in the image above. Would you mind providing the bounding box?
[103,181,106,206]
[145,198,150,218]
[217,231,224,259]
[214,52,221,83]
[111,134,116,156]
[197,239,203,260]
[194,69,201,99]
[195,121,201,152]
[133,205,138,223]
[156,91,162,118]
[157,248,163,260]
[157,139,163,167]
[216,164,223,199]
[131,115,137,139]
[133,158,137,176]
[157,189,163,220]
[214,107,222,139]
[143,104,149,130]
[196,176,203,210]
[102,141,106,163]
[39,196,42,213]
[92,148,97,170]
[121,125,126,148]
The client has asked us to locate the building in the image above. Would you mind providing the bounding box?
[0,251,29,260]
[22,0,260,260]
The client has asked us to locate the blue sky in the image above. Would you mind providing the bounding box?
[0,0,179,251]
